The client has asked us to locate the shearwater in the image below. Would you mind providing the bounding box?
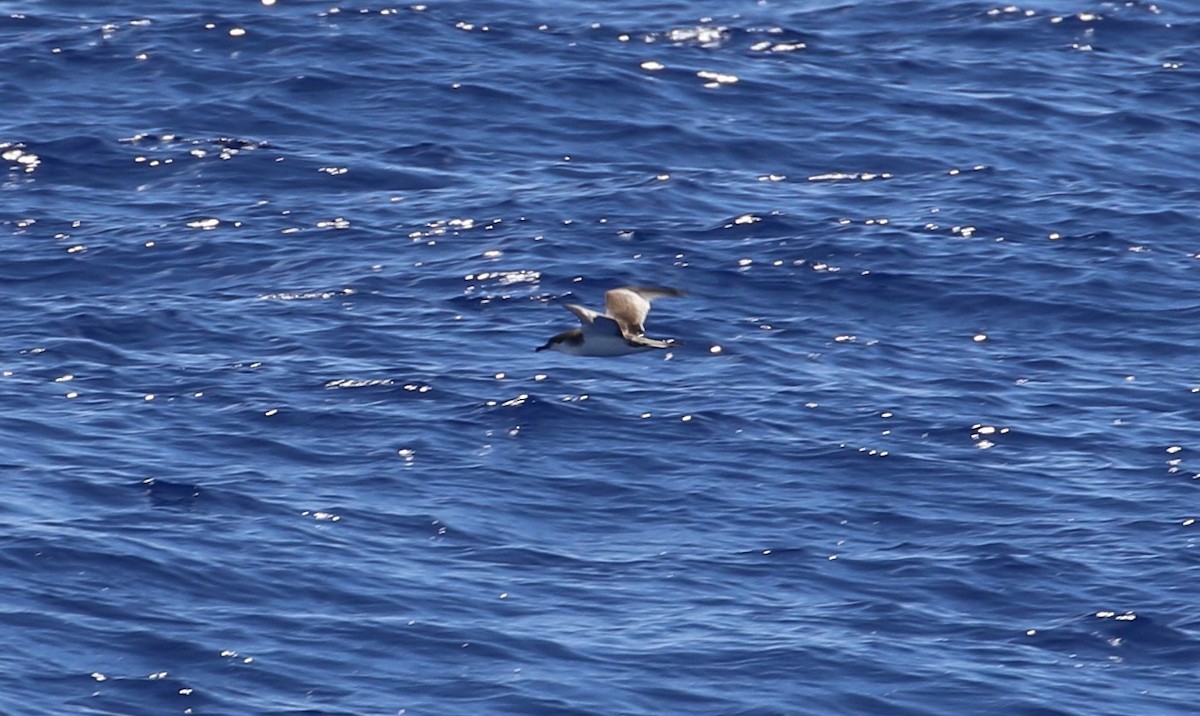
[536,286,684,357]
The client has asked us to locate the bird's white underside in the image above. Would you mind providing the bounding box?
[553,332,656,357]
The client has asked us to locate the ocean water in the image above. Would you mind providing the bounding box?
[3,0,1199,713]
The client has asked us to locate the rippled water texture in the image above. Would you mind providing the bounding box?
[3,1,1200,714]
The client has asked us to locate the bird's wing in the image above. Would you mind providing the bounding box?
[604,286,684,335]
[563,302,601,325]
[563,303,623,337]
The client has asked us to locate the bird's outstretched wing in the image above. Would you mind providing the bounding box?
[604,286,684,336]
[562,303,600,324]
[563,303,623,336]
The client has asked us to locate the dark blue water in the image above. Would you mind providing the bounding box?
[4,0,1200,713]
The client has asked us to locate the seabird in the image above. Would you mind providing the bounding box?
[536,286,684,357]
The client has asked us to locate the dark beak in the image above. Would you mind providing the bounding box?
[535,343,549,352]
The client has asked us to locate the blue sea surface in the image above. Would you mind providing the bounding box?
[3,0,1200,713]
